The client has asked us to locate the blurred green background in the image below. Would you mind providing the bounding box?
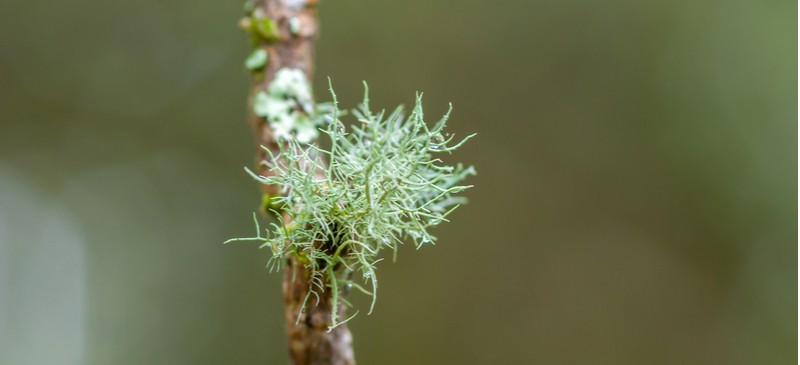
[0,0,796,364]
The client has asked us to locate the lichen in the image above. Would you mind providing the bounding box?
[245,48,268,71]
[284,0,309,10]
[253,68,328,143]
[229,82,476,330]
[250,9,280,43]
[289,17,301,36]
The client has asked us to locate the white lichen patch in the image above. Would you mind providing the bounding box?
[289,17,301,36]
[284,0,308,10]
[254,68,325,143]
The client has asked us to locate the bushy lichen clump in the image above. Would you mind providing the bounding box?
[229,82,475,329]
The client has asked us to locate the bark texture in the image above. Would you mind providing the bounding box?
[243,1,356,364]
[283,255,355,365]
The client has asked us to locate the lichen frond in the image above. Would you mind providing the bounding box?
[232,81,475,330]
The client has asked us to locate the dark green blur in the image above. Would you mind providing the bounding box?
[0,0,795,364]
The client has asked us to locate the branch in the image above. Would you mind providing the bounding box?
[241,1,356,364]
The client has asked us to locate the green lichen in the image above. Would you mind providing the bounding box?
[243,9,279,44]
[254,16,279,41]
[261,193,284,214]
[228,81,476,330]
[245,48,268,71]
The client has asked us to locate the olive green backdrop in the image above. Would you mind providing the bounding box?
[0,0,796,364]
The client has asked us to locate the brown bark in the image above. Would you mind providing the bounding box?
[242,1,356,364]
[283,255,355,365]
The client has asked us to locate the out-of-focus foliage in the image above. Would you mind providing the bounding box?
[0,0,795,364]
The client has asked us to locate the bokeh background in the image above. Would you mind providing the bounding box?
[0,0,796,364]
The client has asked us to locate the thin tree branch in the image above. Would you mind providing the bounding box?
[242,1,356,363]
